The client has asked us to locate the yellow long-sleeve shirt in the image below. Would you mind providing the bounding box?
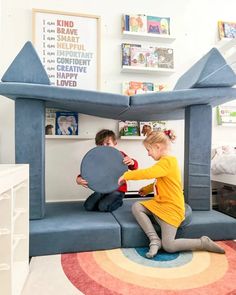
[123,155,185,227]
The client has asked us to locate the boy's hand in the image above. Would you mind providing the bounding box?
[118,176,126,186]
[139,188,146,197]
[76,175,88,188]
[123,156,134,166]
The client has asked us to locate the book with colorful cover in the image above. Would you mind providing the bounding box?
[154,83,169,91]
[122,81,154,95]
[218,20,236,39]
[147,16,170,35]
[121,43,142,66]
[139,121,166,136]
[157,47,174,69]
[129,14,147,33]
[152,121,166,131]
[122,14,130,32]
[223,21,236,38]
[55,112,79,135]
[122,81,168,95]
[217,105,236,125]
[130,46,148,67]
[146,47,159,68]
[119,121,139,136]
[45,108,56,135]
[122,43,131,66]
[139,121,153,136]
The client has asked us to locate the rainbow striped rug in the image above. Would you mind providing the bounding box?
[23,241,236,295]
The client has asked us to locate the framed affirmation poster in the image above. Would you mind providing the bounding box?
[32,9,101,90]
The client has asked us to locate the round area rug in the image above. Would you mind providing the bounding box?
[61,241,236,295]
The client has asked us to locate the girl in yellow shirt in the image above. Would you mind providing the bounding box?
[119,130,225,258]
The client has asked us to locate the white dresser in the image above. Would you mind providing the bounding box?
[0,164,29,295]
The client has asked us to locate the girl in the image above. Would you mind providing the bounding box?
[118,130,225,258]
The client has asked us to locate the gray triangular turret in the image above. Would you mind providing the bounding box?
[174,47,236,89]
[1,41,50,85]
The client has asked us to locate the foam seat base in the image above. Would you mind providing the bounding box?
[30,201,121,256]
[30,199,236,256]
[112,199,236,247]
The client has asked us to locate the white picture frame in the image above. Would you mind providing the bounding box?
[32,9,101,90]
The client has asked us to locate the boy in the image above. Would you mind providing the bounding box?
[76,129,138,212]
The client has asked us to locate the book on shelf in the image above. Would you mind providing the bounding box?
[122,81,168,95]
[217,105,236,125]
[139,121,153,136]
[147,16,170,35]
[218,20,236,39]
[122,14,171,35]
[129,14,147,33]
[146,47,159,68]
[55,111,79,135]
[140,120,166,136]
[157,47,174,69]
[122,14,130,32]
[154,83,169,91]
[121,43,141,66]
[152,120,167,131]
[119,121,139,136]
[121,43,174,69]
[130,46,148,67]
[45,108,56,135]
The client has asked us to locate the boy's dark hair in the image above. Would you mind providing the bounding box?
[95,129,116,145]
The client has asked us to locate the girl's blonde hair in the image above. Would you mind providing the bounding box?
[143,130,176,148]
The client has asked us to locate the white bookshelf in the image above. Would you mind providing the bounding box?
[122,30,176,42]
[45,135,93,140]
[0,164,29,295]
[120,136,145,140]
[121,65,175,74]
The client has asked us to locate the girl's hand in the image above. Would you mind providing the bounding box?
[123,156,134,166]
[118,176,126,186]
[139,188,146,197]
[76,175,88,188]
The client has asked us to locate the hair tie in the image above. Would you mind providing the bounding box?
[164,129,176,142]
[164,130,171,137]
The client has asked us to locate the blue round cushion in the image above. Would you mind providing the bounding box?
[180,203,193,227]
[80,146,128,193]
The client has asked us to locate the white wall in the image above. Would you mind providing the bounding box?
[0,0,236,201]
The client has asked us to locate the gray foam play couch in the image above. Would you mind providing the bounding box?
[1,42,236,256]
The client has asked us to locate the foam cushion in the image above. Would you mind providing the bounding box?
[1,41,50,85]
[81,146,128,193]
[112,199,236,247]
[30,202,121,256]
[29,200,236,256]
[174,47,236,90]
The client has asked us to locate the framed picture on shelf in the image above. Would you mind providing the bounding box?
[32,9,101,90]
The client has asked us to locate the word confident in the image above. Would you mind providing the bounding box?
[57,58,91,66]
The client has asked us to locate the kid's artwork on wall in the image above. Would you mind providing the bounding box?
[33,9,101,90]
